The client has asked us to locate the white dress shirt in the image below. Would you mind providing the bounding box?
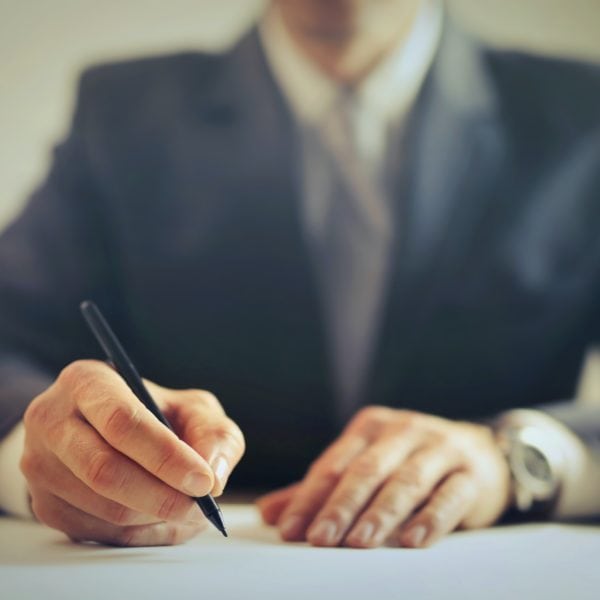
[0,0,597,520]
[0,421,28,517]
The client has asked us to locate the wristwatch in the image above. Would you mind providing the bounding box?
[496,421,565,516]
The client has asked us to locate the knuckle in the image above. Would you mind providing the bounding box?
[474,424,495,445]
[424,509,445,533]
[211,421,244,450]
[19,451,41,481]
[106,503,137,526]
[324,506,355,525]
[153,523,190,546]
[112,527,138,547]
[394,409,420,428]
[164,524,182,546]
[225,419,246,454]
[156,491,187,521]
[173,521,206,544]
[186,389,221,411]
[31,498,59,529]
[363,511,388,531]
[390,466,426,495]
[45,418,68,451]
[153,440,179,476]
[370,498,404,523]
[102,405,141,444]
[186,419,243,459]
[306,458,321,476]
[330,489,363,517]
[456,475,479,502]
[367,508,396,529]
[58,360,97,395]
[435,442,460,468]
[112,523,187,547]
[427,429,449,447]
[354,405,391,425]
[308,460,344,485]
[85,450,119,492]
[24,394,74,454]
[23,397,48,430]
[348,453,385,479]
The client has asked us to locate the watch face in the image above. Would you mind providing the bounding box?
[522,445,553,483]
[505,424,562,511]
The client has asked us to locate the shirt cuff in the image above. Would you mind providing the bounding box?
[0,420,32,519]
[497,408,600,519]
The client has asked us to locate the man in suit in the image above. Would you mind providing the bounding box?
[0,0,599,548]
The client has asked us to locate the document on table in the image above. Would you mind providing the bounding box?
[2,504,599,600]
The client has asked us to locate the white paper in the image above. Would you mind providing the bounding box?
[1,504,599,600]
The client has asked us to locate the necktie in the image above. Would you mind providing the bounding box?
[312,92,393,421]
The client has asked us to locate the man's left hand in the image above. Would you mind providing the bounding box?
[257,406,511,548]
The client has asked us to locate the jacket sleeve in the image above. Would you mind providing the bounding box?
[0,71,117,439]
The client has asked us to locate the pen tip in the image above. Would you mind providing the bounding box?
[216,520,228,537]
[207,511,228,538]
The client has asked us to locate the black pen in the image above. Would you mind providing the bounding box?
[80,300,227,537]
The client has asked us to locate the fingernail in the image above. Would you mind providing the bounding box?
[349,521,375,546]
[405,525,427,547]
[279,515,303,539]
[210,456,230,490]
[182,471,212,497]
[309,519,338,546]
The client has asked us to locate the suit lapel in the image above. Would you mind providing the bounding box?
[369,22,510,407]
[187,32,336,427]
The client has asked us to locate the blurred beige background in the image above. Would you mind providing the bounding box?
[1,0,599,230]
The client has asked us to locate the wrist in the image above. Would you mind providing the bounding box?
[494,420,563,519]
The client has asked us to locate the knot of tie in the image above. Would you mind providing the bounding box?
[318,90,391,237]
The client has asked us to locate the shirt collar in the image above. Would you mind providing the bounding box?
[260,0,443,127]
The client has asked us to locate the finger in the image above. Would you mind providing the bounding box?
[398,471,478,548]
[305,433,420,547]
[21,449,157,527]
[31,489,205,546]
[256,483,300,525]
[277,433,369,541]
[345,406,399,440]
[175,391,245,496]
[64,361,215,498]
[49,415,203,524]
[344,444,462,548]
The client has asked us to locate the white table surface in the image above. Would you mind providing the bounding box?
[1,504,599,600]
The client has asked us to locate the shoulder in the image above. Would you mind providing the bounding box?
[69,38,256,137]
[62,45,249,178]
[482,48,600,136]
[76,49,226,110]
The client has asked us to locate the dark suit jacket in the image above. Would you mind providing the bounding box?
[1,22,599,488]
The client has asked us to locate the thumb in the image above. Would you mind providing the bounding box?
[145,382,245,497]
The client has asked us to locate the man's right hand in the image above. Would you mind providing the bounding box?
[20,360,244,546]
